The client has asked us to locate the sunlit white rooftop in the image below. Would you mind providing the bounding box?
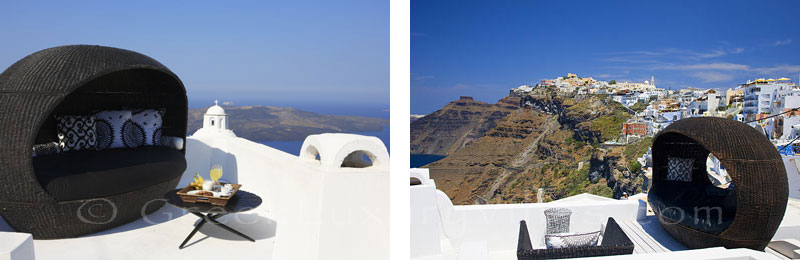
[410,154,800,260]
[1,116,389,259]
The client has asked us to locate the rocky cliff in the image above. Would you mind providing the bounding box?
[417,89,648,204]
[410,96,517,155]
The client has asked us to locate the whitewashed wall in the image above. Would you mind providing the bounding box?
[186,134,389,259]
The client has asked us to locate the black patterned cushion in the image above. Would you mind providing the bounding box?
[667,156,694,182]
[56,115,97,152]
[131,109,163,146]
[545,230,601,249]
[33,142,63,157]
[95,110,143,149]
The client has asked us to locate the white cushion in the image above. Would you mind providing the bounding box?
[95,110,138,149]
[545,230,601,249]
[131,109,164,146]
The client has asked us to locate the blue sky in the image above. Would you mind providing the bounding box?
[412,0,800,114]
[0,1,388,116]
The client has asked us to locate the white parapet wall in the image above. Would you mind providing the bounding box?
[438,192,644,251]
[299,133,389,169]
[0,232,34,260]
[782,155,800,200]
[410,168,646,254]
[186,133,389,260]
[411,168,444,258]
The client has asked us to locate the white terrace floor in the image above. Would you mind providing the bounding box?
[1,133,389,260]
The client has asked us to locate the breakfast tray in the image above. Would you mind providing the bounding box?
[176,183,242,206]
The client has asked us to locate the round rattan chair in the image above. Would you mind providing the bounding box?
[0,45,188,239]
[648,117,788,250]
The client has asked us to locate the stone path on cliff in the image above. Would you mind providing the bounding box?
[511,115,559,167]
[483,114,559,201]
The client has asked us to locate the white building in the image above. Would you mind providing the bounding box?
[742,78,797,122]
[689,92,723,116]
[707,93,720,114]
[193,100,236,137]
[780,95,800,140]
[612,94,639,107]
[646,89,666,99]
[637,92,651,103]
[510,85,534,96]
[614,80,656,92]
[652,110,683,133]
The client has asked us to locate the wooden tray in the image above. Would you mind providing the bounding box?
[177,183,242,206]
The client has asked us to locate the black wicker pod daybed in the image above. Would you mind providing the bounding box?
[648,117,788,250]
[0,45,188,239]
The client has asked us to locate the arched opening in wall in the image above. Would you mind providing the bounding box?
[410,177,422,186]
[302,145,322,163]
[341,150,375,168]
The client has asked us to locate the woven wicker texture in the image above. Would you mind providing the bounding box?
[517,217,634,260]
[648,117,789,250]
[0,45,188,239]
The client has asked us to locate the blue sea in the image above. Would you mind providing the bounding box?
[259,126,389,156]
[410,154,446,168]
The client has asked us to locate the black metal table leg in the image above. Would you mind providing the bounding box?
[206,216,256,242]
[179,212,226,249]
[179,212,254,248]
[179,218,206,249]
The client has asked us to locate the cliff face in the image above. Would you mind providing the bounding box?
[410,96,517,155]
[588,146,647,199]
[421,90,647,205]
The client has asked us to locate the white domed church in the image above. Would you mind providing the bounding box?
[192,100,236,137]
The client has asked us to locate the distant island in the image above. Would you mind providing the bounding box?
[188,105,388,141]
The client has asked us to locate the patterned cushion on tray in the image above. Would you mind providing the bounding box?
[56,115,97,152]
[95,110,142,149]
[667,156,694,182]
[545,230,601,249]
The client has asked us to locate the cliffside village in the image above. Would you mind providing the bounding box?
[511,73,800,185]
[512,73,800,144]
